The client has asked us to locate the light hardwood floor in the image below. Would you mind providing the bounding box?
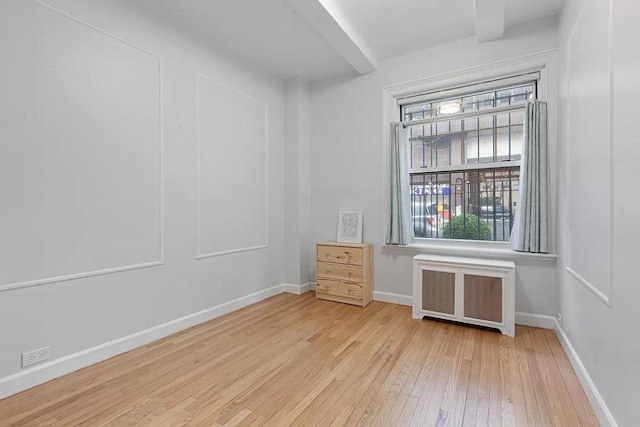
[0,293,599,426]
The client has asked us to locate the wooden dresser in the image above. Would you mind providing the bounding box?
[315,242,373,307]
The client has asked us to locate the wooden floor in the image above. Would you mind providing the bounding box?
[0,293,598,427]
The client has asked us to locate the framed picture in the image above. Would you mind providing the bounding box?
[337,209,363,243]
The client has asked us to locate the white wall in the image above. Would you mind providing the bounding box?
[0,0,284,383]
[284,77,312,285]
[557,0,640,425]
[309,18,560,316]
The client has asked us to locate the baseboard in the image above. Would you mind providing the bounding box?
[281,282,313,295]
[0,283,285,400]
[514,312,556,329]
[554,320,619,427]
[373,291,412,306]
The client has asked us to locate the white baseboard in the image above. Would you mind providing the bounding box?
[553,320,618,427]
[282,282,313,295]
[373,291,412,306]
[515,312,556,329]
[0,283,286,400]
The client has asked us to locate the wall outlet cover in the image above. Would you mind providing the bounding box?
[22,346,51,368]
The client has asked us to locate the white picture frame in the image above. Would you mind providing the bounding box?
[337,209,363,243]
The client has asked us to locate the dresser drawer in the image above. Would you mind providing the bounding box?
[316,279,363,299]
[317,261,363,281]
[317,245,363,265]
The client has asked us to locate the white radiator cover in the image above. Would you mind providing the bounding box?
[413,254,516,336]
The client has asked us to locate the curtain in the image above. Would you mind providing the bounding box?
[510,100,548,253]
[386,122,414,245]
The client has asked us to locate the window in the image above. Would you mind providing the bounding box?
[401,78,536,242]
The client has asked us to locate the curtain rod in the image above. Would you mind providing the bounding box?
[402,104,525,128]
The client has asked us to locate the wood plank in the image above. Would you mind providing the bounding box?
[0,294,599,427]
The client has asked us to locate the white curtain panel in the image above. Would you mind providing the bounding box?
[510,100,549,253]
[386,122,414,245]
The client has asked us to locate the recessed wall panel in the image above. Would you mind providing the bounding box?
[567,0,611,299]
[0,4,162,288]
[197,76,268,257]
[421,270,455,315]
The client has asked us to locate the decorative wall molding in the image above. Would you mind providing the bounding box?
[196,245,269,260]
[566,267,610,306]
[0,1,165,294]
[35,1,163,60]
[565,0,614,307]
[554,320,619,427]
[195,74,269,260]
[0,262,163,294]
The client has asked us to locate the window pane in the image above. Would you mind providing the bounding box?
[411,168,520,241]
[496,127,511,160]
[450,133,463,167]
[511,110,524,125]
[464,130,479,164]
[496,112,510,127]
[478,114,493,130]
[435,121,449,135]
[449,119,462,133]
[410,126,428,169]
[510,124,524,160]
[410,117,519,166]
[463,117,477,131]
[478,129,494,162]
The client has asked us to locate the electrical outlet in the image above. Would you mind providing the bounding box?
[22,346,50,368]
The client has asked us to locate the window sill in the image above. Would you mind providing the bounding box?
[382,242,557,263]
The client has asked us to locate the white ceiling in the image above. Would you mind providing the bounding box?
[158,0,563,81]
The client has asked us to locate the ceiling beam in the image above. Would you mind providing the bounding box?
[288,0,377,75]
[474,0,506,43]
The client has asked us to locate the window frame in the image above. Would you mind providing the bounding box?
[402,79,536,243]
[382,51,558,256]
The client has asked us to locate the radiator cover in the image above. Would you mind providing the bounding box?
[412,254,515,336]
